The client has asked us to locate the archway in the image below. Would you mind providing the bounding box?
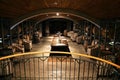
[10,8,100,30]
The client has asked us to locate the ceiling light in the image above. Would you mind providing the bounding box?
[54,2,58,5]
[56,13,59,16]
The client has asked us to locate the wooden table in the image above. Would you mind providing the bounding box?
[50,36,70,56]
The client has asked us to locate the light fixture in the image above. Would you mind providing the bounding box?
[67,14,69,16]
[54,2,58,5]
[56,13,59,16]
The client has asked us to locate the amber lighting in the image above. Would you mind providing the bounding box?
[56,13,59,16]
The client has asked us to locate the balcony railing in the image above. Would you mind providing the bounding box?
[0,51,120,80]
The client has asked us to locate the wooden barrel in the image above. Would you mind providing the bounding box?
[85,26,89,32]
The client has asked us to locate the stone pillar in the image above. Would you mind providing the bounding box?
[45,21,50,36]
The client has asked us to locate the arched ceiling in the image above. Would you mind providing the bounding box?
[10,8,101,30]
[0,0,120,30]
[0,0,120,19]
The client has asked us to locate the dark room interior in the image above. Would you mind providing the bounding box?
[0,0,120,80]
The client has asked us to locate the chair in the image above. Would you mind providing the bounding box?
[76,35,84,44]
[71,32,78,41]
[67,31,74,37]
[12,39,24,53]
[23,40,32,51]
[87,39,99,56]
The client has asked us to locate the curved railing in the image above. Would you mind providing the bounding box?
[0,51,120,80]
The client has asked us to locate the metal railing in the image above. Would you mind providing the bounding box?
[0,51,120,80]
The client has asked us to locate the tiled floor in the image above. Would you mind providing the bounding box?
[11,36,100,80]
[0,36,115,80]
[31,35,87,58]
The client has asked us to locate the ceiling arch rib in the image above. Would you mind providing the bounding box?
[34,15,79,26]
[10,8,101,30]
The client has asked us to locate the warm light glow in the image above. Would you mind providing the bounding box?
[67,14,69,16]
[54,2,58,5]
[56,13,59,16]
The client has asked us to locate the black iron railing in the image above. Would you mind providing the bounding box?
[0,51,120,80]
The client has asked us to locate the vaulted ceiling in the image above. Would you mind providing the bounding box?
[0,0,120,21]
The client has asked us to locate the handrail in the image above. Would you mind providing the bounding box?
[0,51,120,69]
